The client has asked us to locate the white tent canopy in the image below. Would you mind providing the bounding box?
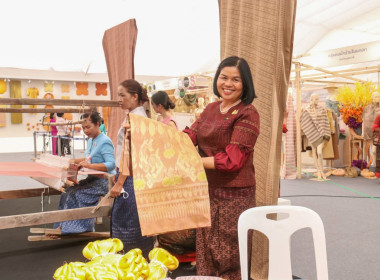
[1,0,380,81]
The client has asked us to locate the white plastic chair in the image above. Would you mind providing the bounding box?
[238,205,328,280]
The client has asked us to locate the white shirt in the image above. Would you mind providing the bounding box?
[115,106,147,168]
[56,117,68,136]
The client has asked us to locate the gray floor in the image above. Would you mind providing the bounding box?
[281,175,380,280]
[1,152,380,279]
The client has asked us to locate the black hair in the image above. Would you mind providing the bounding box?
[57,113,64,117]
[119,79,149,104]
[49,113,55,118]
[213,56,256,105]
[151,91,175,110]
[81,111,101,126]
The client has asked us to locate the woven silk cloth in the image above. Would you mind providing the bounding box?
[128,113,211,236]
[102,19,137,147]
[218,1,297,279]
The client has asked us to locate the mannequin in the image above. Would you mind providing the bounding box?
[300,93,331,180]
[362,91,380,167]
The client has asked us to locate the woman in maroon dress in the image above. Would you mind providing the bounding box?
[184,56,260,280]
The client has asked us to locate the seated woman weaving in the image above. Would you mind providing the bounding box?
[54,111,115,234]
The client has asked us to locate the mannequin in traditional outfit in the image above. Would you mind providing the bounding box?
[362,91,380,167]
[300,93,331,179]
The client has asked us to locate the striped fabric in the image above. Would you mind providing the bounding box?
[102,19,137,147]
[300,106,330,147]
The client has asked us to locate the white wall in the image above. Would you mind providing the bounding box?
[0,79,110,153]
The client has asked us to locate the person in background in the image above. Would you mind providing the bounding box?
[49,113,58,155]
[56,113,70,156]
[109,79,154,258]
[54,111,115,234]
[152,90,196,271]
[151,90,177,128]
[99,118,107,134]
[372,113,380,177]
[183,56,260,280]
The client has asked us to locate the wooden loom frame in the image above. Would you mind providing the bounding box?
[0,98,120,240]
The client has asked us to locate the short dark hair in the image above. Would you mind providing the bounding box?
[49,113,55,118]
[213,56,256,105]
[81,111,101,126]
[57,113,64,117]
[151,91,175,110]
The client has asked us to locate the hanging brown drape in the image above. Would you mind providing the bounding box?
[102,19,138,147]
[218,0,297,279]
[10,80,22,124]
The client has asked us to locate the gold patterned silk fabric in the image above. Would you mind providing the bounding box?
[128,113,211,236]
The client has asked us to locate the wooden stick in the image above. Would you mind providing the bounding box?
[0,108,94,113]
[299,62,365,82]
[0,188,61,199]
[41,120,84,126]
[28,231,110,241]
[30,228,61,234]
[0,98,119,107]
[91,192,111,213]
[0,206,112,230]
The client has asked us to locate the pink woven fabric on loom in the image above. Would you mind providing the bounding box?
[0,162,62,177]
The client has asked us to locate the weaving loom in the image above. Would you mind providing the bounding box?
[0,97,119,240]
[0,153,114,241]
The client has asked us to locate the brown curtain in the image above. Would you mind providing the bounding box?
[10,80,22,124]
[102,19,138,146]
[218,1,297,279]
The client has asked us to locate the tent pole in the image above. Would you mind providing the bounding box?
[295,62,302,179]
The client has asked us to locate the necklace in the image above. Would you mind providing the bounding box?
[219,99,242,114]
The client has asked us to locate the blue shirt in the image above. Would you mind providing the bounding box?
[85,132,116,174]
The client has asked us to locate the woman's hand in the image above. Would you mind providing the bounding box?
[79,161,90,168]
[110,181,123,197]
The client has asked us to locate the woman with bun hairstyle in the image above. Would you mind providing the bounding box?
[151,90,177,128]
[109,79,154,258]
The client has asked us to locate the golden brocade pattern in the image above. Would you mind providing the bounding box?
[129,113,211,236]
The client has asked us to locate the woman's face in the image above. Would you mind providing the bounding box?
[82,118,99,139]
[117,85,138,111]
[216,66,243,104]
[152,102,162,114]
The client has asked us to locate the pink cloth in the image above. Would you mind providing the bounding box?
[50,119,58,155]
[0,162,62,177]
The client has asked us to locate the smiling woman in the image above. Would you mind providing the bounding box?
[183,56,260,280]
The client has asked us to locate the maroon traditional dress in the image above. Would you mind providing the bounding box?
[184,100,260,280]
